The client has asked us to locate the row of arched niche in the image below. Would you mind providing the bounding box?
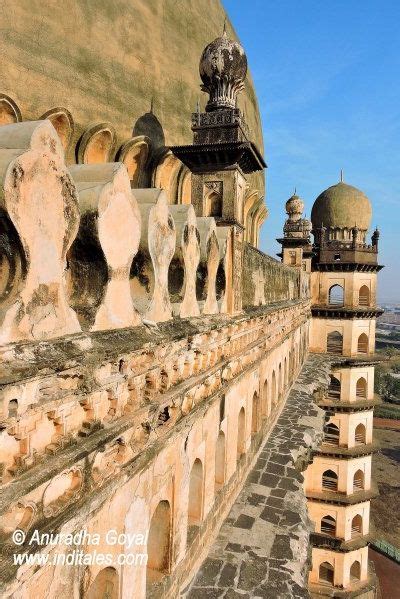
[0,95,265,246]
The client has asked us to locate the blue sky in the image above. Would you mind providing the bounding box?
[224,0,399,302]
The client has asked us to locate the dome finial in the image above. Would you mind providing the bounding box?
[340,168,344,182]
[294,187,297,195]
[199,28,247,111]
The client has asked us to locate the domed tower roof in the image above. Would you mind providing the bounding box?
[199,28,247,111]
[311,181,372,231]
[285,193,304,222]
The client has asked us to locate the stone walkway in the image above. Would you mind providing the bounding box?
[186,354,333,599]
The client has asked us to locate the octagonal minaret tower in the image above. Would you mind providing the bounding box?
[304,176,382,596]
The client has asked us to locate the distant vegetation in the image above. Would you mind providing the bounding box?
[375,348,400,419]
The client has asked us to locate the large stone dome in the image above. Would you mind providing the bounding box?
[311,182,372,231]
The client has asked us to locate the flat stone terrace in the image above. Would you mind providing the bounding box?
[186,354,335,599]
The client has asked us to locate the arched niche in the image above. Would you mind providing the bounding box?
[215,430,226,491]
[177,165,192,205]
[327,331,343,355]
[152,150,181,204]
[359,285,370,306]
[356,377,367,399]
[40,107,74,150]
[251,391,259,433]
[188,458,203,526]
[237,407,246,460]
[117,135,150,187]
[353,469,364,491]
[351,514,362,537]
[147,500,171,585]
[350,560,361,581]
[324,422,340,446]
[357,333,369,355]
[86,566,119,599]
[322,469,338,491]
[321,514,336,536]
[0,95,21,125]
[319,561,334,585]
[355,423,366,444]
[78,123,116,164]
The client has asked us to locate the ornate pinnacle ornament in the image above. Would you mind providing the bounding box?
[199,29,248,112]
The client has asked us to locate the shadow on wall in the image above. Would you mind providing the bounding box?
[133,110,165,150]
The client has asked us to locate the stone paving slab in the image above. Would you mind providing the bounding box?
[186,354,334,599]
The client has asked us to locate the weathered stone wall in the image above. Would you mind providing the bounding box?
[0,301,310,598]
[242,243,302,307]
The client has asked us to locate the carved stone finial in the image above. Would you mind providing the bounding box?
[199,32,247,112]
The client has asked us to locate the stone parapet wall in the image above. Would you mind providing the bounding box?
[243,243,303,307]
[0,297,310,597]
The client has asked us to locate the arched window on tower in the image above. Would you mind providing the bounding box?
[328,284,344,306]
[354,423,366,445]
[350,560,361,582]
[356,377,367,399]
[328,376,341,400]
[327,331,343,355]
[358,285,370,306]
[322,469,338,491]
[321,515,336,536]
[319,561,334,585]
[357,333,369,355]
[353,469,365,492]
[324,423,340,446]
[351,514,363,538]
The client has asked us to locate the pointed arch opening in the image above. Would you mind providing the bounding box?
[354,423,366,445]
[328,284,344,306]
[358,286,370,306]
[327,331,343,355]
[357,333,369,355]
[356,377,367,399]
[350,560,361,582]
[324,423,340,446]
[353,469,365,492]
[351,514,363,538]
[328,376,341,400]
[321,515,336,536]
[147,500,171,584]
[322,469,338,491]
[319,561,334,585]
[188,459,203,526]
